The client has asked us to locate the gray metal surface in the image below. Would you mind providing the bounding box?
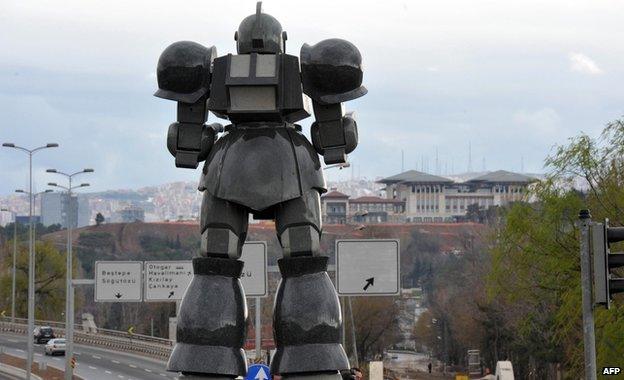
[154,1,366,375]
[336,239,400,296]
[579,210,597,380]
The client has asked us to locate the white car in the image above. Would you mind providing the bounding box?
[44,338,66,356]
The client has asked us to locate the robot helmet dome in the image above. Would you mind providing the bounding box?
[235,2,285,54]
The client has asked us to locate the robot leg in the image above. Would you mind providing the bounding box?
[271,190,349,378]
[167,191,249,378]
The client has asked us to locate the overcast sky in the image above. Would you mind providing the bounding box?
[1,0,623,195]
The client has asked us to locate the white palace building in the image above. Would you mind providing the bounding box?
[377,170,537,223]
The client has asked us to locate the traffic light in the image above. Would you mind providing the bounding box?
[591,219,624,308]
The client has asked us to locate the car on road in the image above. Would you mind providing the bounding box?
[44,338,66,356]
[33,326,55,344]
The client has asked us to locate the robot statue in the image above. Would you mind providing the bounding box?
[154,3,366,379]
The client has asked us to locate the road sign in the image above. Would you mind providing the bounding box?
[95,261,142,302]
[240,242,268,297]
[336,239,400,296]
[144,261,193,301]
[246,364,271,380]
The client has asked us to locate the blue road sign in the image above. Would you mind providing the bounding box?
[246,364,271,380]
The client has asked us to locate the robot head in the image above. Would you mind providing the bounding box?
[235,2,286,54]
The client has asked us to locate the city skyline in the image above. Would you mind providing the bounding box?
[2,0,623,195]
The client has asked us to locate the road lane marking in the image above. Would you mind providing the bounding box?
[7,339,18,343]
[145,368,152,372]
[112,360,120,364]
[53,358,61,361]
[129,364,137,368]
[16,349,24,352]
[160,374,167,377]
[117,376,124,379]
[89,366,97,370]
[92,355,102,359]
[105,370,112,374]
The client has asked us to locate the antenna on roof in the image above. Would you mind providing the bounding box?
[435,147,439,175]
[256,1,263,16]
[468,141,473,173]
[401,149,404,173]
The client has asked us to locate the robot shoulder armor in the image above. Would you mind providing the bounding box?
[155,41,217,103]
[300,38,367,104]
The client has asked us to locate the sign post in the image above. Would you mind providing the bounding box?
[239,242,268,361]
[144,261,193,301]
[240,242,268,297]
[246,364,271,380]
[336,239,400,296]
[95,261,143,302]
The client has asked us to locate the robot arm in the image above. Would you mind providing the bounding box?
[155,41,220,169]
[310,103,358,164]
[301,38,367,164]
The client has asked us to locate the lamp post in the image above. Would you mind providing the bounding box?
[5,190,53,323]
[47,168,93,380]
[0,208,18,322]
[3,142,58,380]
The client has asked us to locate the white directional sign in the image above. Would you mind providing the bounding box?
[336,239,400,296]
[240,241,268,297]
[144,261,193,301]
[95,261,143,302]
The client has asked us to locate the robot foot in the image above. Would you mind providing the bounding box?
[167,257,248,377]
[271,256,350,375]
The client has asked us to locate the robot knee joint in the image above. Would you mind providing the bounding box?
[201,227,243,259]
[280,224,320,257]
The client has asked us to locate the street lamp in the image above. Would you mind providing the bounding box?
[47,168,93,380]
[0,208,18,323]
[3,142,58,380]
[3,189,53,324]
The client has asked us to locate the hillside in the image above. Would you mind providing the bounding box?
[42,221,486,264]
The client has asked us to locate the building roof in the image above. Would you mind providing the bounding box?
[378,170,454,184]
[350,196,405,204]
[322,190,350,199]
[467,170,537,184]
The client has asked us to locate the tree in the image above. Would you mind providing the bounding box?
[486,118,624,377]
[346,297,401,363]
[95,213,105,226]
[0,240,76,320]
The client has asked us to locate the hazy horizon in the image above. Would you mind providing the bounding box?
[2,0,623,195]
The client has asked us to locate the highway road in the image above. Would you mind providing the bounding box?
[0,332,178,380]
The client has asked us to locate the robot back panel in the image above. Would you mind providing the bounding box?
[208,53,311,123]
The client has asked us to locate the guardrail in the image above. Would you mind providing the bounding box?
[0,318,172,361]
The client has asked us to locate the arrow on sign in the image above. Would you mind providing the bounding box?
[115,293,122,299]
[363,277,375,291]
[168,291,175,299]
[255,367,268,380]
